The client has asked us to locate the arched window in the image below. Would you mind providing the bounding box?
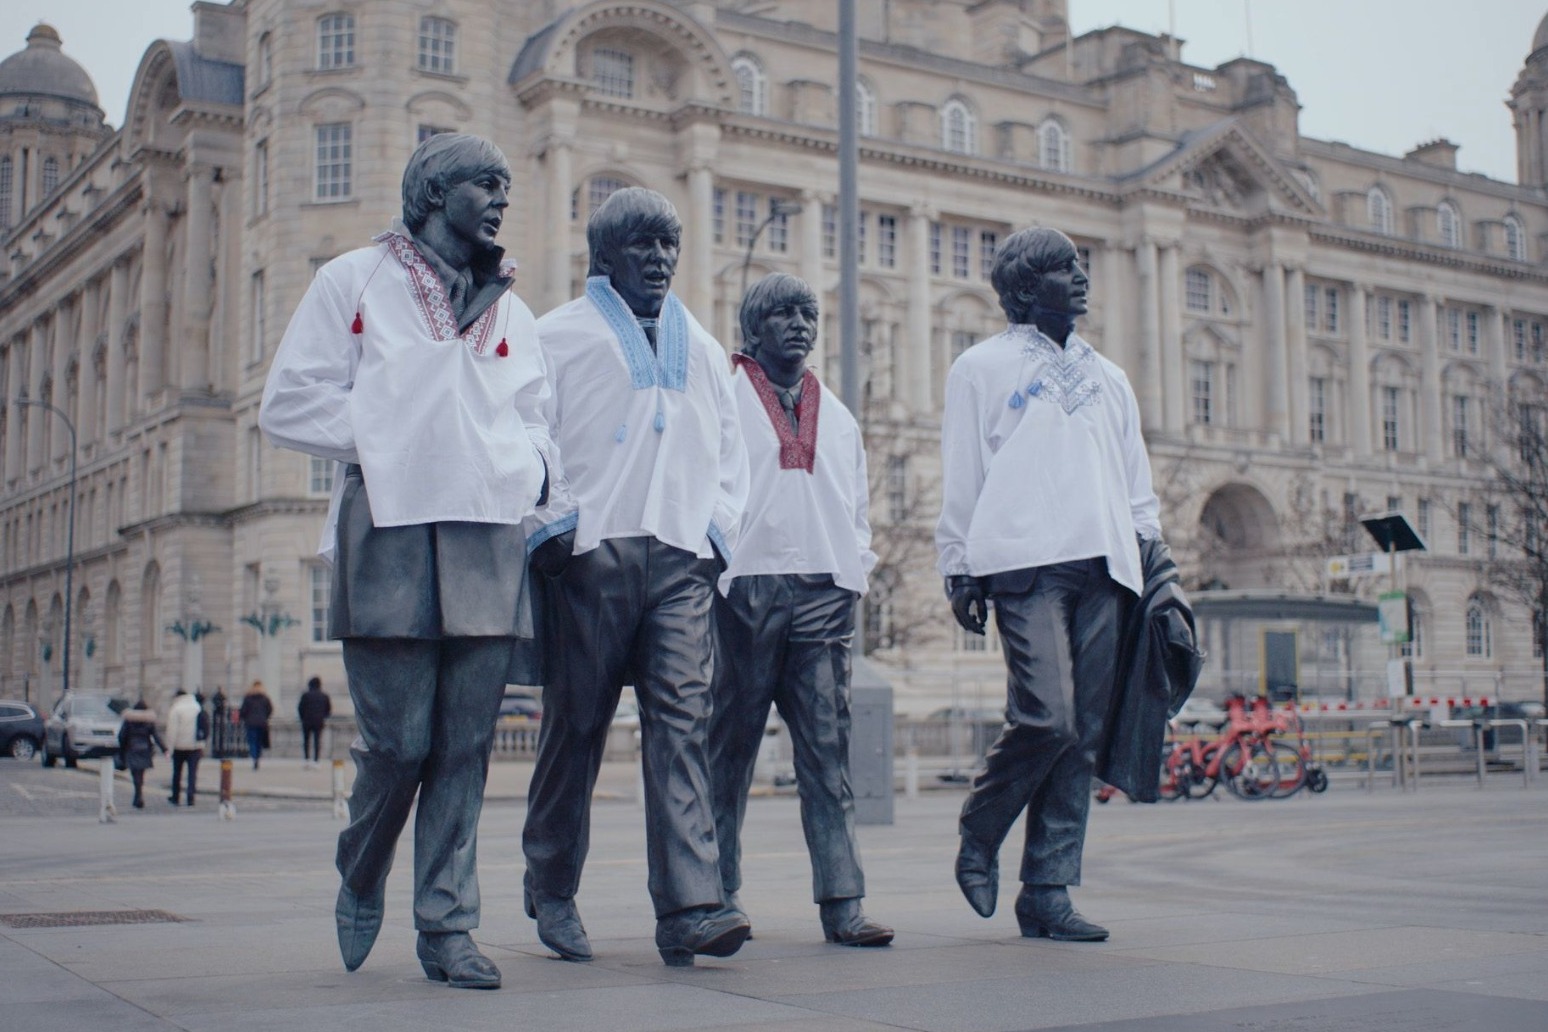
[417,17,457,74]
[1505,214,1527,261]
[1367,186,1393,235]
[317,13,356,70]
[1465,597,1492,657]
[141,563,161,659]
[256,32,273,89]
[0,156,12,230]
[1437,200,1460,248]
[1037,118,1070,172]
[731,54,766,116]
[856,78,877,137]
[583,175,628,220]
[41,157,59,197]
[591,47,634,99]
[941,98,976,155]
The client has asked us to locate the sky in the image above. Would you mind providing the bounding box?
[0,0,1543,184]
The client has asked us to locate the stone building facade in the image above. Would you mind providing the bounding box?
[4,0,1548,715]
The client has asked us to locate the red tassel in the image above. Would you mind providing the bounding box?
[351,312,364,334]
[495,338,509,357]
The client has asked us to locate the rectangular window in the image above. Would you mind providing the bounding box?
[1398,299,1412,342]
[877,214,897,268]
[254,140,269,217]
[1487,504,1499,559]
[1386,495,1402,515]
[1452,394,1469,457]
[1324,287,1339,333]
[314,123,353,201]
[592,47,634,98]
[1515,318,1528,361]
[1377,296,1392,340]
[1308,376,1326,443]
[821,203,836,259]
[1304,283,1318,329]
[317,13,355,70]
[1381,385,1400,452]
[250,270,266,364]
[951,225,971,279]
[857,211,868,264]
[1457,501,1471,555]
[734,191,758,248]
[713,188,726,245]
[1535,322,1546,364]
[417,124,453,144]
[1447,307,1462,350]
[929,222,942,276]
[1189,360,1214,425]
[310,563,332,643]
[767,198,789,253]
[951,330,976,360]
[1186,268,1211,313]
[886,455,907,522]
[979,230,997,280]
[1418,497,1431,539]
[1466,310,1480,354]
[417,17,456,74]
[308,456,334,496]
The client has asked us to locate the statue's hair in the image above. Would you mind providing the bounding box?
[739,273,818,354]
[400,133,510,232]
[586,187,682,276]
[990,227,1078,323]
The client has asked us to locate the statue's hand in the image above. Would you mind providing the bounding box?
[530,529,576,579]
[946,575,988,636]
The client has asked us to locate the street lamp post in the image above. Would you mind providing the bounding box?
[740,198,804,299]
[17,398,77,699]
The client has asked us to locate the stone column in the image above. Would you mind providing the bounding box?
[105,259,127,436]
[799,188,825,375]
[3,344,21,480]
[1135,240,1162,429]
[685,164,714,318]
[905,205,933,413]
[1157,242,1184,434]
[1348,285,1372,457]
[27,321,46,471]
[78,281,100,446]
[51,302,72,465]
[180,164,216,391]
[545,140,573,315]
[1285,266,1308,446]
[1419,295,1442,458]
[1486,306,1509,390]
[1262,262,1289,442]
[1100,245,1131,373]
[139,200,170,400]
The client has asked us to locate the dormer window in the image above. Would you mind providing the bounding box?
[941,98,976,155]
[1437,200,1460,248]
[731,54,766,116]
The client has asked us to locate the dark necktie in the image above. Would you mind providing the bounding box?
[777,386,799,432]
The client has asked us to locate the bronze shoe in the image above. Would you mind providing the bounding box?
[524,882,593,962]
[955,832,999,918]
[654,905,751,967]
[819,898,894,947]
[1014,885,1109,942]
[335,884,385,972]
[417,931,501,989]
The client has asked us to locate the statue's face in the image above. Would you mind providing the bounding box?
[440,169,510,250]
[603,225,680,316]
[1028,242,1089,317]
[751,295,817,372]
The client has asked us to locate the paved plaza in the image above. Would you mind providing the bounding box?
[1,758,1545,1031]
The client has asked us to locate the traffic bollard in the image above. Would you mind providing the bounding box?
[332,759,348,819]
[218,759,236,820]
[98,758,116,823]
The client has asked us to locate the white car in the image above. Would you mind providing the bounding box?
[42,692,124,767]
[1170,697,1229,730]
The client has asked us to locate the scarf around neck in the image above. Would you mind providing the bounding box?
[734,353,820,473]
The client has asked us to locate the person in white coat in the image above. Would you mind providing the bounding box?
[164,689,203,806]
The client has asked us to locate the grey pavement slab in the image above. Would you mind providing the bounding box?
[1,764,1545,1031]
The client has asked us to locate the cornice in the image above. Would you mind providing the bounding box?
[1308,225,1548,283]
[0,180,143,310]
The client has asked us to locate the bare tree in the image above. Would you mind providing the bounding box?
[860,412,945,659]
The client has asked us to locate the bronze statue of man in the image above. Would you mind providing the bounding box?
[710,273,893,947]
[522,187,751,966]
[261,133,565,988]
[935,227,1164,942]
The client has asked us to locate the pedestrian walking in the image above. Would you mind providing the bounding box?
[238,681,273,770]
[164,688,204,805]
[297,677,332,769]
[117,700,166,810]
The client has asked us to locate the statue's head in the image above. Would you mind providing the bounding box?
[400,133,511,235]
[587,187,682,317]
[739,273,818,374]
[990,227,1088,326]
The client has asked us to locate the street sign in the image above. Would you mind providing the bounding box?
[1326,552,1392,578]
[1378,590,1410,644]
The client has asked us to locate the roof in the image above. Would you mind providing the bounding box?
[167,40,244,107]
[0,23,99,107]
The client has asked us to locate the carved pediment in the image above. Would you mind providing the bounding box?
[1124,119,1323,217]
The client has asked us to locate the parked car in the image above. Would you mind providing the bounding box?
[42,692,125,767]
[0,699,45,760]
[1170,697,1229,730]
[498,690,542,722]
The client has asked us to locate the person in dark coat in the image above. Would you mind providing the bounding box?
[117,699,166,810]
[297,677,333,769]
[238,681,273,770]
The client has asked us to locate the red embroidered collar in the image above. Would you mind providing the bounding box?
[734,354,819,473]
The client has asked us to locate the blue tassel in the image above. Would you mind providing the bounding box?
[1008,391,1024,409]
[615,424,627,443]
[653,409,665,433]
[1027,381,1043,397]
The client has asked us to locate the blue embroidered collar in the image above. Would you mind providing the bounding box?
[586,276,689,392]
